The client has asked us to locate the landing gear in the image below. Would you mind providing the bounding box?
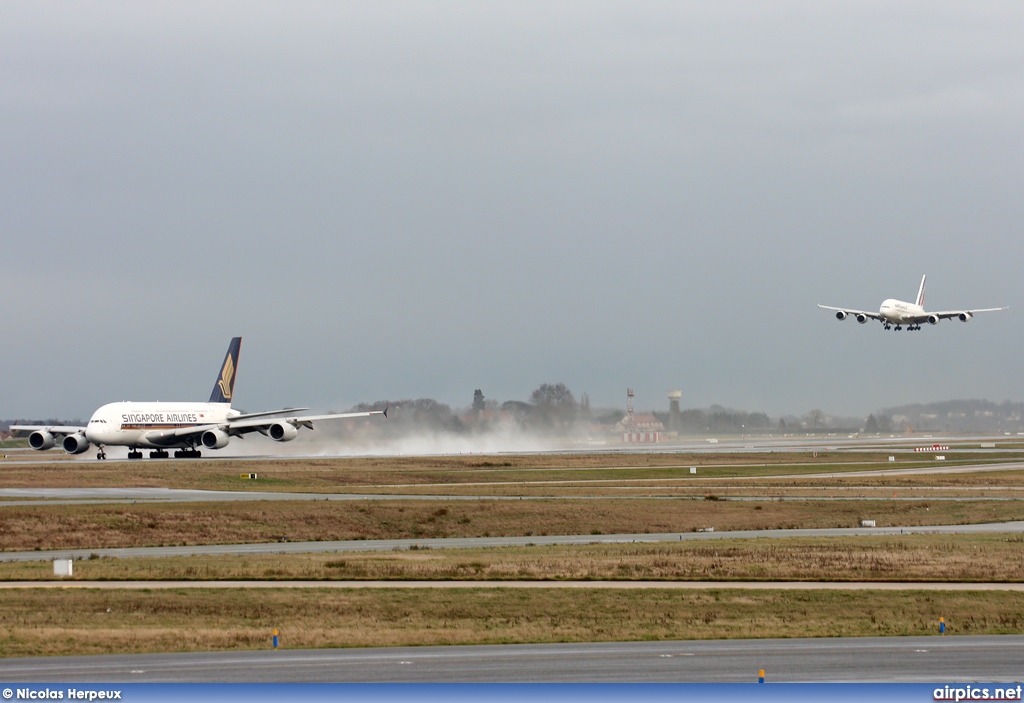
[894,325,902,331]
[125,447,202,459]
[96,449,107,460]
[883,323,892,330]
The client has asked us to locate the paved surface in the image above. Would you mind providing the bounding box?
[3,580,1024,590]
[2,520,1023,563]
[775,462,1024,480]
[0,487,506,506]
[3,487,1022,507]
[2,457,1024,505]
[0,635,1019,682]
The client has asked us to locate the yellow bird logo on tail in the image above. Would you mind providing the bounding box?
[217,354,235,400]
[209,337,242,404]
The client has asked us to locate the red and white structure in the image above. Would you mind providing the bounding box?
[624,431,662,443]
[618,388,665,443]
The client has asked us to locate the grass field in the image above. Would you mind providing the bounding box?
[2,451,1022,496]
[0,497,1022,551]
[2,588,1022,658]
[2,449,1024,657]
[2,533,1024,583]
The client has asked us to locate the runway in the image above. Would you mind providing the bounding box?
[3,579,1024,590]
[2,520,1023,562]
[3,486,1023,507]
[0,635,1019,682]
[3,431,1020,466]
[2,456,1024,506]
[0,487,506,506]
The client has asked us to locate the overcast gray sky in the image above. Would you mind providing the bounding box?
[2,2,1021,420]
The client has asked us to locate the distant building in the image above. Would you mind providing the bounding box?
[617,413,665,443]
[617,413,664,432]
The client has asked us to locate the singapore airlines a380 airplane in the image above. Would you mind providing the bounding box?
[12,337,385,460]
[819,275,1007,331]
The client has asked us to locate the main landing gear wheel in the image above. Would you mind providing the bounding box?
[173,449,202,459]
[128,450,143,460]
[149,450,170,459]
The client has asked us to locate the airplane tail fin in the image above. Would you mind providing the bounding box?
[209,337,242,404]
[916,275,927,308]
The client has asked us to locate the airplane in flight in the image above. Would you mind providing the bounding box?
[11,337,385,460]
[819,275,1007,331]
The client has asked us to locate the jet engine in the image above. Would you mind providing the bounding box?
[62,433,91,454]
[201,429,231,449]
[855,314,868,324]
[269,422,298,442]
[958,312,973,322]
[28,430,55,450]
[834,311,848,321]
[927,314,940,325]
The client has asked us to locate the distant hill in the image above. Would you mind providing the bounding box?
[878,400,1024,433]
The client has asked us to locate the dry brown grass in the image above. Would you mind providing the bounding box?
[1,451,1023,500]
[3,533,1024,583]
[1,451,1019,491]
[4,451,1023,658]
[1,587,1022,658]
[1,498,1022,551]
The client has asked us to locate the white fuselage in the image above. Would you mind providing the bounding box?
[878,299,924,325]
[84,402,238,449]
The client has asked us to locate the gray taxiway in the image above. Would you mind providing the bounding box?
[0,636,1020,682]
[2,520,1023,563]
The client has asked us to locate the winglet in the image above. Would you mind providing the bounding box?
[209,337,242,404]
[916,275,927,308]
[383,406,389,419]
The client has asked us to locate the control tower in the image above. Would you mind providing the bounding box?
[668,389,682,432]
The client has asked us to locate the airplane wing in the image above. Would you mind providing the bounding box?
[141,408,387,445]
[230,408,309,421]
[903,307,1009,324]
[224,409,387,434]
[817,305,882,321]
[10,425,87,436]
[930,307,1008,319]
